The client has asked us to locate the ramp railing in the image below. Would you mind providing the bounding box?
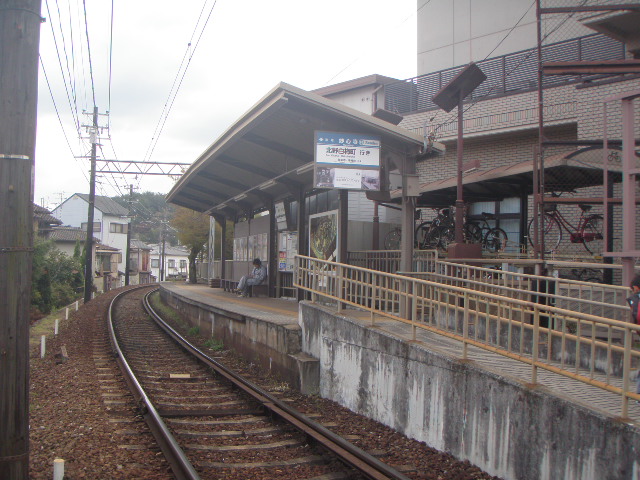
[294,255,640,418]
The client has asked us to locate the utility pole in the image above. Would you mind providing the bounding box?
[83,107,99,303]
[124,184,133,286]
[0,1,42,478]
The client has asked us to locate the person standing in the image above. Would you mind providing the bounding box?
[236,258,267,297]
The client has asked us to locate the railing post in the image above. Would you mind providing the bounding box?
[370,272,377,325]
[337,264,344,313]
[463,291,469,360]
[312,262,318,303]
[532,305,540,384]
[412,280,418,341]
[622,326,632,418]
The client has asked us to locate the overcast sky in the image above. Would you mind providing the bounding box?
[35,0,418,209]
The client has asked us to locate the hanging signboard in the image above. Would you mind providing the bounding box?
[314,131,381,191]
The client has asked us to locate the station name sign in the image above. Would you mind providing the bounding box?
[314,131,381,191]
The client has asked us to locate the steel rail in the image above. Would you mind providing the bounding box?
[107,286,201,480]
[142,289,411,480]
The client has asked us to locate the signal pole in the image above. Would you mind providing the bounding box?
[83,107,99,303]
[0,1,43,478]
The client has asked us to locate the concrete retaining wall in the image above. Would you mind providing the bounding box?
[159,287,318,393]
[299,301,640,480]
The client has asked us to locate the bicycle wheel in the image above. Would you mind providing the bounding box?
[464,221,482,243]
[384,228,401,250]
[438,226,455,250]
[484,227,508,253]
[414,221,432,250]
[527,213,562,253]
[581,215,604,255]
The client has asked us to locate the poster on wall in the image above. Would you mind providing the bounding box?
[314,131,381,191]
[278,231,298,272]
[308,210,338,262]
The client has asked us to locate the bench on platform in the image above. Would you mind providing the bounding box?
[221,278,268,297]
[249,284,269,297]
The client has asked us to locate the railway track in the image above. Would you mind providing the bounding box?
[108,286,412,480]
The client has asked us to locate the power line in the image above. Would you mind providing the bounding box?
[107,0,114,125]
[43,0,81,133]
[82,0,96,108]
[143,0,218,165]
[430,0,591,138]
[323,0,433,87]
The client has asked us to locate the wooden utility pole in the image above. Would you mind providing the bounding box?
[83,107,99,303]
[0,1,42,478]
[125,184,133,285]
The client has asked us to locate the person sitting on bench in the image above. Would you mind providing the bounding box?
[236,258,267,297]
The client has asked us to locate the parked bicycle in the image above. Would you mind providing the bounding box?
[383,210,426,250]
[415,208,454,250]
[464,212,509,253]
[527,198,603,254]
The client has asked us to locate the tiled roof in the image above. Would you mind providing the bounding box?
[49,226,98,243]
[147,244,190,256]
[130,239,151,250]
[33,204,63,225]
[74,194,128,216]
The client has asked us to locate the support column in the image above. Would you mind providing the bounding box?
[621,98,637,286]
[268,201,277,297]
[338,190,349,263]
[297,189,307,301]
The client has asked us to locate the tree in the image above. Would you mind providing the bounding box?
[31,239,83,314]
[171,207,209,283]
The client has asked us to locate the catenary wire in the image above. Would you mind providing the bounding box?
[43,0,81,134]
[143,0,218,166]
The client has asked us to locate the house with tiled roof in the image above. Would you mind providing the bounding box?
[33,203,62,238]
[128,239,152,285]
[47,226,122,293]
[52,193,130,278]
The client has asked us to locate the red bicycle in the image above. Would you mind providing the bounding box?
[527,200,603,254]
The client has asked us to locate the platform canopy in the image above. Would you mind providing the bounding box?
[389,146,626,207]
[167,82,442,216]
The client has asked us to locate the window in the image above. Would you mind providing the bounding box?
[151,259,160,268]
[168,259,176,268]
[109,222,128,233]
[81,222,101,232]
[180,260,187,269]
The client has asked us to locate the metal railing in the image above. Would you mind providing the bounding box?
[346,249,439,274]
[408,260,630,324]
[385,34,625,115]
[294,255,640,418]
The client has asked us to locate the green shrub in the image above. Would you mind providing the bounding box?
[187,325,200,336]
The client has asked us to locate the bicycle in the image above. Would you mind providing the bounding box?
[384,210,428,250]
[527,199,603,254]
[464,212,509,253]
[415,208,454,250]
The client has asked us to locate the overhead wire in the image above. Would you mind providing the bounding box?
[40,54,86,180]
[323,0,433,87]
[43,0,81,134]
[107,0,114,126]
[82,0,97,109]
[429,0,590,137]
[142,0,218,166]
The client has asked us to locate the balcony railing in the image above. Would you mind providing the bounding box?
[385,34,626,115]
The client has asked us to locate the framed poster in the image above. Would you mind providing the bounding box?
[308,210,338,262]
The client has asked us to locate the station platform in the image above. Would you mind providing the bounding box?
[160,282,640,480]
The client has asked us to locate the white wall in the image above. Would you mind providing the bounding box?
[416,0,592,76]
